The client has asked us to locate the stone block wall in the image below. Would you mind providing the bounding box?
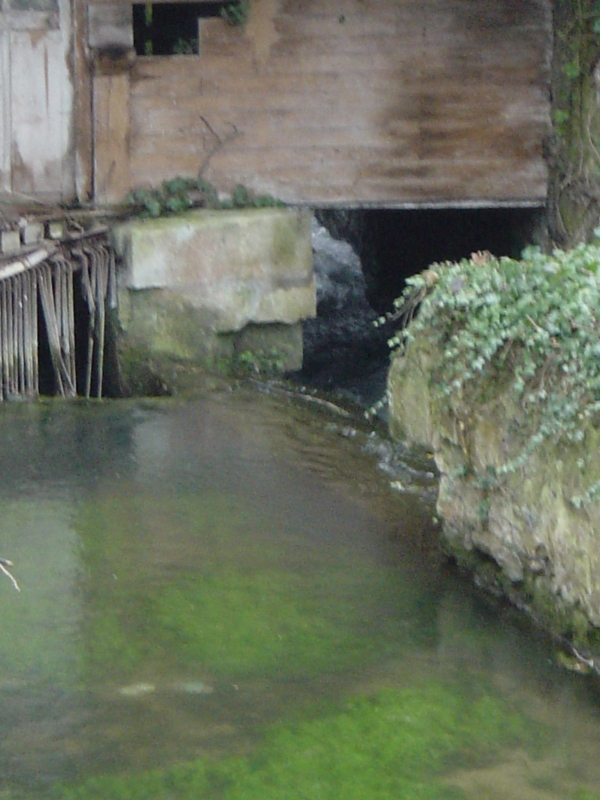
[111,207,316,386]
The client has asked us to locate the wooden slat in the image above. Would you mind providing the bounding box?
[93,72,131,203]
[73,0,94,199]
[0,30,10,191]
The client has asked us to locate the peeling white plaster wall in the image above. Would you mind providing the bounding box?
[0,0,75,199]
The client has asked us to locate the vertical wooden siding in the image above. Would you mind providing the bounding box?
[98,0,551,206]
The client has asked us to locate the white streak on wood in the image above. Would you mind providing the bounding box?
[0,244,58,281]
[0,28,11,190]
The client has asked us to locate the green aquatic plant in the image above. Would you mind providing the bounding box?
[150,565,405,677]
[386,240,600,504]
[50,681,555,800]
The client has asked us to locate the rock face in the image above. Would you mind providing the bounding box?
[298,221,389,405]
[111,208,316,390]
[388,331,600,650]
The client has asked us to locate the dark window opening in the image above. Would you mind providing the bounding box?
[133,2,224,56]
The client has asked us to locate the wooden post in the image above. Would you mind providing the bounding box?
[93,71,132,204]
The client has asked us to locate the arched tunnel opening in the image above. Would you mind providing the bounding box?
[295,205,546,407]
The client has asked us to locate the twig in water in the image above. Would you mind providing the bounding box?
[0,558,20,591]
[296,392,351,417]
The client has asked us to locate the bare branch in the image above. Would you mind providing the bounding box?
[198,121,241,178]
[0,559,20,592]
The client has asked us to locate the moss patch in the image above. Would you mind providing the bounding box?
[75,490,417,683]
[51,680,554,800]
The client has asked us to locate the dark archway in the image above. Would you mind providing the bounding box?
[297,206,546,405]
[359,207,546,311]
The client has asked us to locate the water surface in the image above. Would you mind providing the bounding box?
[0,388,599,799]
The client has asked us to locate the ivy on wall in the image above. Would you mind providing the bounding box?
[382,239,600,506]
[549,0,600,245]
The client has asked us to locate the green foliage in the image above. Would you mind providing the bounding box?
[232,348,287,376]
[51,681,545,800]
[553,0,600,138]
[230,183,285,209]
[389,240,600,503]
[125,177,283,218]
[221,0,249,26]
[550,0,600,242]
[172,37,198,55]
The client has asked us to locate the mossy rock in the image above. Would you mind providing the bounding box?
[387,244,600,653]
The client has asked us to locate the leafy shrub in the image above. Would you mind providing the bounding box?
[385,238,600,503]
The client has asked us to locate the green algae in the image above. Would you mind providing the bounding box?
[50,680,553,800]
[81,557,412,681]
[75,490,419,682]
[149,565,406,678]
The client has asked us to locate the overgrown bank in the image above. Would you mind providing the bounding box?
[387,241,600,666]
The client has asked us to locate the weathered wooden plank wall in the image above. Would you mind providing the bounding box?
[93,0,550,207]
[0,0,552,206]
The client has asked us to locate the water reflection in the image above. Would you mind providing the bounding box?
[0,392,598,798]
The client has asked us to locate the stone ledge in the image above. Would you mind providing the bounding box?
[112,207,316,333]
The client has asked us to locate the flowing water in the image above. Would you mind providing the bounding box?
[0,386,599,800]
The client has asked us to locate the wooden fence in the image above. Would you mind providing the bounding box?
[0,229,116,400]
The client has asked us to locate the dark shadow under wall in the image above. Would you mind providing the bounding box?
[296,206,547,407]
[327,207,548,312]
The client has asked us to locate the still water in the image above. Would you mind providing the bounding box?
[0,386,599,799]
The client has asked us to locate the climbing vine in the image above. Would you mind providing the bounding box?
[383,240,600,506]
[549,0,600,244]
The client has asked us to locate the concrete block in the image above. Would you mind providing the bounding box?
[46,220,66,240]
[1,230,21,254]
[112,207,316,333]
[21,222,44,246]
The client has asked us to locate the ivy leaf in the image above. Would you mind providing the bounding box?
[563,62,581,79]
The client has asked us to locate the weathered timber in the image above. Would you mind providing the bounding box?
[105,0,552,207]
[93,73,132,204]
[1,0,552,207]
[0,0,75,200]
[0,230,115,400]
